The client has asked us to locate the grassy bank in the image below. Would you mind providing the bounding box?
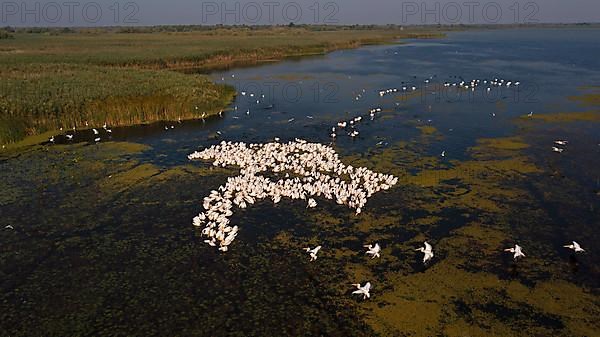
[0,26,444,145]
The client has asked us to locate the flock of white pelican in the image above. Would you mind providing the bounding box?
[378,77,520,98]
[188,139,398,252]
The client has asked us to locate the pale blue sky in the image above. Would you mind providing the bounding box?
[2,0,599,27]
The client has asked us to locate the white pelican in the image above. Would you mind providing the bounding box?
[504,244,525,259]
[552,147,564,153]
[352,282,371,300]
[563,241,585,253]
[554,140,568,146]
[416,242,434,263]
[304,246,322,261]
[4,225,14,230]
[364,243,381,259]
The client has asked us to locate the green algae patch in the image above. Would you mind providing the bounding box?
[361,261,595,337]
[416,125,438,135]
[101,164,161,193]
[519,110,600,123]
[273,74,315,81]
[568,92,600,106]
[1,130,58,151]
[99,141,151,155]
[475,136,529,151]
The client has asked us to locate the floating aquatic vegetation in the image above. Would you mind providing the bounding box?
[188,139,399,251]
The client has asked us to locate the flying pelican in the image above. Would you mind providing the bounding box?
[554,140,568,145]
[563,241,585,253]
[304,246,322,261]
[4,225,14,230]
[352,282,371,300]
[552,147,564,153]
[416,242,434,263]
[504,244,525,259]
[364,243,381,259]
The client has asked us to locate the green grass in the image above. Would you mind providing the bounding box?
[0,26,445,145]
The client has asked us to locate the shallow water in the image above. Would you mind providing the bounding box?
[1,28,600,336]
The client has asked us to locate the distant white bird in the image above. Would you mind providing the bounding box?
[441,151,445,157]
[304,246,322,261]
[66,134,74,140]
[307,198,317,208]
[364,243,381,259]
[352,282,371,300]
[93,128,99,135]
[563,241,585,253]
[94,137,101,142]
[504,244,525,259]
[4,225,14,230]
[552,147,564,153]
[554,140,568,146]
[287,118,295,123]
[416,242,434,263]
[527,112,533,117]
[49,136,55,143]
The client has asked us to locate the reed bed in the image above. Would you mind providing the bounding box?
[0,64,234,143]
